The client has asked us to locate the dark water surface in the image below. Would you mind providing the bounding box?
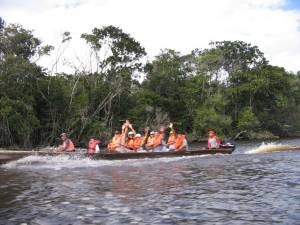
[1,139,300,225]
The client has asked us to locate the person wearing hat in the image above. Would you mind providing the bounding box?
[125,127,137,151]
[54,133,75,153]
[132,133,145,151]
[207,131,221,149]
[145,126,166,151]
[145,130,156,151]
[167,123,188,151]
[107,120,132,152]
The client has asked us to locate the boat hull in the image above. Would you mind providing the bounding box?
[89,148,235,160]
[0,147,235,164]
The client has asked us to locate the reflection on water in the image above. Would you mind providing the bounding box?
[0,139,300,224]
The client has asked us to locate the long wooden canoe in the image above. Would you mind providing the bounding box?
[0,147,235,164]
[90,148,235,160]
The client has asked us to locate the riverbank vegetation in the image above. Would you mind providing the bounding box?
[0,18,299,147]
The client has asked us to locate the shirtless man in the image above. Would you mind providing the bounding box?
[54,133,75,153]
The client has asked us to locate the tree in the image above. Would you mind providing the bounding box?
[81,25,146,79]
[237,107,260,132]
[194,92,232,138]
[0,22,52,147]
[0,17,4,31]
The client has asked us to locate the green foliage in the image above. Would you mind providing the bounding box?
[194,93,232,138]
[0,24,42,59]
[0,20,299,147]
[237,107,260,131]
[81,25,146,79]
[194,107,232,139]
[0,97,39,146]
[0,17,4,31]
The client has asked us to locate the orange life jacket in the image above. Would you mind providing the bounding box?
[125,138,135,150]
[107,134,122,151]
[167,134,176,145]
[175,134,186,151]
[133,137,144,151]
[146,135,155,148]
[153,133,164,148]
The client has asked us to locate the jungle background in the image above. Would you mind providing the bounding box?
[0,17,299,147]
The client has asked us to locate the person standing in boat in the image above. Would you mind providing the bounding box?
[54,133,75,153]
[167,123,188,151]
[207,131,221,149]
[88,137,101,154]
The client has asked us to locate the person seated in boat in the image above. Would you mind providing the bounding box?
[167,123,188,151]
[108,120,133,153]
[125,123,148,152]
[107,130,122,152]
[207,130,221,149]
[125,124,137,151]
[54,133,75,153]
[145,131,156,151]
[88,137,101,154]
[133,127,149,152]
[145,126,166,151]
[133,133,145,152]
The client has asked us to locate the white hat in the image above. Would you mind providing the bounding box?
[128,131,134,135]
[135,134,141,137]
[150,131,155,135]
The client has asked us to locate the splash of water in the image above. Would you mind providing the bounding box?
[2,155,112,170]
[246,142,298,154]
[2,154,211,170]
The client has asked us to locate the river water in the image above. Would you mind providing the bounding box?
[1,139,300,225]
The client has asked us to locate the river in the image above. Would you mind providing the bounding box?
[1,138,300,225]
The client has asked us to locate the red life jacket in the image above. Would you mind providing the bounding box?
[88,139,101,153]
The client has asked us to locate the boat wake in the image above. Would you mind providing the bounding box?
[2,154,212,170]
[246,142,298,154]
[2,155,110,170]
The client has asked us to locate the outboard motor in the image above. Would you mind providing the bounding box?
[220,142,235,149]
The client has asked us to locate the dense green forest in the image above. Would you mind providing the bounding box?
[0,17,299,147]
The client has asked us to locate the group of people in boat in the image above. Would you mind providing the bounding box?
[106,121,188,153]
[54,120,222,153]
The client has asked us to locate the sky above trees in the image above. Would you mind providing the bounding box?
[0,0,299,73]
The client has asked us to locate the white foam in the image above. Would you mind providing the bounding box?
[2,154,115,170]
[246,142,295,154]
[2,153,213,170]
[61,201,70,205]
[76,216,84,219]
[86,207,96,211]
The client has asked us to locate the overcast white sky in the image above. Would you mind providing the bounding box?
[1,0,300,73]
